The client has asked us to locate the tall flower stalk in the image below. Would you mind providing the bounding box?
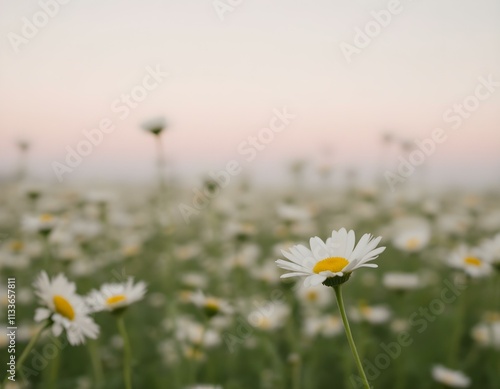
[276,228,385,389]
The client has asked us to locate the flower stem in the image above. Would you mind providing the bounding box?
[333,285,371,389]
[87,339,104,387]
[117,315,133,389]
[15,322,48,384]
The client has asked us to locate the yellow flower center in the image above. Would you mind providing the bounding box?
[106,295,126,305]
[464,257,482,267]
[40,214,54,223]
[53,295,75,321]
[405,238,420,250]
[313,257,349,274]
[306,291,318,302]
[205,298,220,312]
[10,241,24,252]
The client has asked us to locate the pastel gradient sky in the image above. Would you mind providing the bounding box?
[1,0,499,186]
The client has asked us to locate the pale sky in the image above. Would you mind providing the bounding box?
[1,0,499,186]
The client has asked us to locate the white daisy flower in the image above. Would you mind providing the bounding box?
[276,228,385,287]
[471,320,500,349]
[448,245,492,278]
[481,233,500,268]
[383,272,421,291]
[141,116,166,136]
[22,213,58,235]
[295,283,332,309]
[392,220,430,253]
[190,290,233,317]
[87,278,147,313]
[33,272,99,346]
[431,365,471,388]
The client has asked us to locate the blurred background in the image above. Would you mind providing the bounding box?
[1,0,499,188]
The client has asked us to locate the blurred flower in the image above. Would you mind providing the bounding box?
[383,272,420,291]
[87,278,147,313]
[191,290,232,318]
[350,303,391,324]
[247,301,290,331]
[481,233,500,269]
[276,228,385,287]
[448,245,492,278]
[295,283,332,309]
[470,320,500,349]
[392,219,430,253]
[141,116,166,136]
[431,365,470,388]
[33,272,99,345]
[22,213,57,235]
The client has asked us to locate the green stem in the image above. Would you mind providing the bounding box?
[117,315,133,389]
[333,285,370,389]
[47,348,60,389]
[87,339,104,387]
[13,323,48,384]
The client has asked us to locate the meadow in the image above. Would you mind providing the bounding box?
[1,168,499,389]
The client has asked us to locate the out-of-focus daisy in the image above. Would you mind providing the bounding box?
[470,319,500,349]
[392,219,430,253]
[87,278,147,313]
[276,228,385,287]
[383,272,420,291]
[141,116,166,136]
[481,233,500,270]
[448,245,492,278]
[33,272,99,345]
[350,303,391,324]
[191,290,232,318]
[431,365,471,388]
[295,283,332,309]
[22,213,57,235]
[247,301,290,331]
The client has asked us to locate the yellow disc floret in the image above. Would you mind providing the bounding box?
[53,295,75,320]
[464,257,482,267]
[313,257,349,274]
[106,295,126,305]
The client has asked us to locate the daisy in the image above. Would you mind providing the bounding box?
[383,272,420,291]
[448,245,492,278]
[431,365,471,388]
[481,233,500,269]
[33,272,99,346]
[276,228,385,287]
[190,290,233,318]
[141,116,166,136]
[470,319,500,349]
[392,222,430,253]
[87,277,147,313]
[22,214,57,236]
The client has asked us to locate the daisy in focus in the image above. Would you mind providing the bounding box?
[33,271,99,345]
[276,228,385,287]
[87,277,147,313]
